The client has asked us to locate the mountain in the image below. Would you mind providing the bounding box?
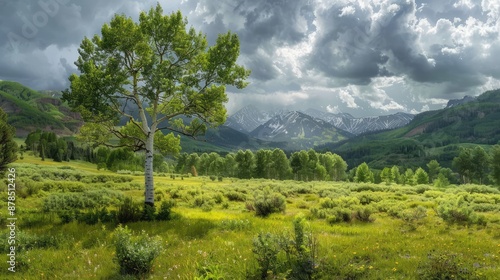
[317,89,500,169]
[445,95,475,108]
[304,108,414,135]
[250,111,352,150]
[0,81,82,137]
[225,105,277,133]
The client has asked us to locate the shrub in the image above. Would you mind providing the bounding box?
[116,197,141,224]
[141,204,156,221]
[225,191,246,202]
[252,232,280,279]
[251,215,318,279]
[114,226,162,276]
[253,187,286,217]
[437,196,481,225]
[319,197,336,209]
[212,192,224,204]
[356,193,383,205]
[43,189,124,212]
[156,200,175,221]
[416,251,481,280]
[352,206,376,222]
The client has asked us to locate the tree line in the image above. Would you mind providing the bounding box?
[175,149,348,182]
[176,145,500,187]
[21,129,500,187]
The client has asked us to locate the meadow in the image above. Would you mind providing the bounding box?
[1,154,500,279]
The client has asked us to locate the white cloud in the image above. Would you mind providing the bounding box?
[338,89,359,108]
[339,5,355,17]
[326,104,339,113]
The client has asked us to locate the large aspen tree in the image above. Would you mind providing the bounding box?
[63,4,249,206]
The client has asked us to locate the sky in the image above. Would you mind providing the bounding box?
[1,0,500,117]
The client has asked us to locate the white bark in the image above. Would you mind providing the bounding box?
[144,133,155,206]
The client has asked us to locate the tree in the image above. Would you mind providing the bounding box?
[355,162,374,183]
[471,146,489,184]
[235,150,255,179]
[63,5,250,206]
[391,165,401,184]
[254,149,272,179]
[271,148,291,180]
[290,152,302,181]
[415,167,429,185]
[426,160,441,183]
[380,167,394,185]
[0,108,17,173]
[319,152,347,181]
[224,153,237,178]
[490,145,500,186]
[403,168,416,186]
[453,148,473,184]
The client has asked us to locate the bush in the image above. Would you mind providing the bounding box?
[437,196,482,225]
[117,197,141,224]
[156,200,175,221]
[251,215,318,279]
[225,191,246,202]
[352,206,376,222]
[114,226,162,276]
[416,251,481,280]
[43,189,124,212]
[141,204,156,221]
[252,233,281,279]
[253,187,286,217]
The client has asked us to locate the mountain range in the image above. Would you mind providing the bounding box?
[226,105,414,136]
[2,80,500,165]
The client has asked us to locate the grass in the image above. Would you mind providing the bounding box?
[0,154,499,279]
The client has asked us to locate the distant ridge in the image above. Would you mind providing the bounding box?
[0,81,82,137]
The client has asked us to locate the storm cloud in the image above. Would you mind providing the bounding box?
[1,0,499,116]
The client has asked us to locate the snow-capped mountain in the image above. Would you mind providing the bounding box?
[304,108,414,135]
[225,105,277,133]
[249,111,351,149]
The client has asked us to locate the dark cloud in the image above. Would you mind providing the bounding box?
[0,0,500,116]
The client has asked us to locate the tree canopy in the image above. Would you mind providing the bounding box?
[62,4,250,205]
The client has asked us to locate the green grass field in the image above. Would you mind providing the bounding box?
[1,154,499,279]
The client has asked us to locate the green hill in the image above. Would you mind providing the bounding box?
[318,89,500,169]
[0,81,82,136]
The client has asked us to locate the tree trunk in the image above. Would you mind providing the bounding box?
[144,133,155,206]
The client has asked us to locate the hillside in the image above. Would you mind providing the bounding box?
[172,125,287,154]
[0,81,82,136]
[318,89,500,169]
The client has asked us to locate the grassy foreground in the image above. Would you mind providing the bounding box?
[1,154,499,279]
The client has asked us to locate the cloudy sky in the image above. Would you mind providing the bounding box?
[1,0,500,117]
